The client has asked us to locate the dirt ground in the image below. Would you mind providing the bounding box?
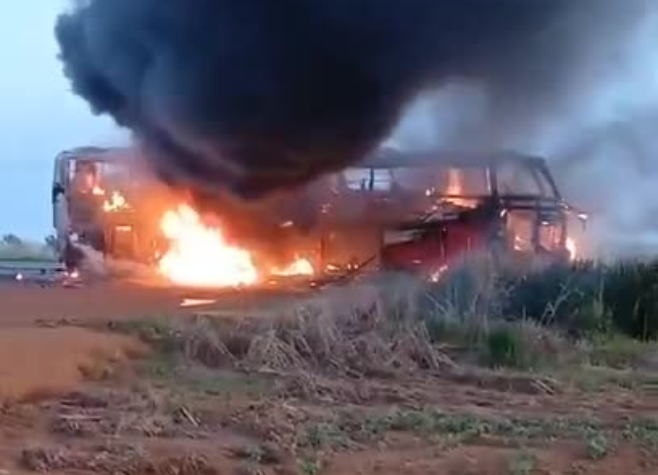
[0,280,304,325]
[0,327,147,401]
[0,280,656,475]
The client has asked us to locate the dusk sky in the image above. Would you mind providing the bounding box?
[0,1,126,239]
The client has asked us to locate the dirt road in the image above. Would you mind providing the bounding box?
[0,279,304,402]
[0,280,307,325]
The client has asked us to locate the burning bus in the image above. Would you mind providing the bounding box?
[52,147,168,269]
[52,146,586,287]
[301,148,586,279]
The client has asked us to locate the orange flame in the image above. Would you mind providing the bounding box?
[444,168,476,208]
[271,258,314,277]
[158,205,258,288]
[103,191,129,212]
[566,237,577,261]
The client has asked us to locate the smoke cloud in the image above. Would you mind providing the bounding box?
[55,0,646,200]
[388,5,658,258]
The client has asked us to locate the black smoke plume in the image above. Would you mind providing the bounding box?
[55,0,644,200]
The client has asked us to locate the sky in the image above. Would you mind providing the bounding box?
[0,0,126,239]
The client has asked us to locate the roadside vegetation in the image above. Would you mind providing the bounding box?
[91,255,658,474]
[0,234,57,262]
[112,255,658,378]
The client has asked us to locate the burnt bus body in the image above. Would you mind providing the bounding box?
[52,147,168,269]
[309,149,580,277]
[51,146,582,278]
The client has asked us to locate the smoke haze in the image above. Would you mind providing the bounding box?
[389,6,658,257]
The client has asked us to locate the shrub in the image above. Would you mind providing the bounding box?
[423,257,658,342]
[603,261,658,340]
[482,321,567,370]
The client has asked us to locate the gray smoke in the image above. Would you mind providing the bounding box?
[55,0,646,201]
[389,6,658,258]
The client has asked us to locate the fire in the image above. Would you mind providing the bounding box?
[158,205,258,288]
[444,168,477,208]
[271,258,314,277]
[103,191,129,212]
[566,237,577,261]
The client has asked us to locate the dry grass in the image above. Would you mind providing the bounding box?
[117,279,455,379]
[113,272,572,382]
[21,444,216,475]
[110,254,658,395]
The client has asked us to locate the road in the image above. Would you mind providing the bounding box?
[0,279,310,326]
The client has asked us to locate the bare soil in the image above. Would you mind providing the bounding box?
[0,281,656,474]
[0,327,146,401]
[0,281,302,325]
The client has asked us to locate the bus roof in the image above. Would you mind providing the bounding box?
[359,147,547,169]
[56,146,133,163]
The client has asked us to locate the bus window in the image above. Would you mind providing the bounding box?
[497,161,542,196]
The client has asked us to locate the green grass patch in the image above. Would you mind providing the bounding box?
[297,457,323,475]
[586,432,610,460]
[300,408,658,450]
[140,355,274,398]
[586,334,658,369]
[507,449,537,475]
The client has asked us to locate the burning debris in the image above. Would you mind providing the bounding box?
[180,298,218,308]
[271,258,314,278]
[55,0,643,201]
[102,191,129,212]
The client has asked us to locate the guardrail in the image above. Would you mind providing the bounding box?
[0,260,67,283]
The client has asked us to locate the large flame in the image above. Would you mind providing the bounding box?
[271,258,314,277]
[566,237,577,261]
[158,205,258,288]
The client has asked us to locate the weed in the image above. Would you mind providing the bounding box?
[353,408,658,449]
[480,322,565,370]
[604,260,658,340]
[508,449,537,475]
[232,445,261,466]
[299,422,350,450]
[298,457,322,475]
[184,371,272,398]
[147,362,274,399]
[359,414,390,439]
[485,325,529,369]
[587,334,655,369]
[140,353,178,379]
[110,318,179,354]
[622,418,658,449]
[585,432,610,460]
[569,365,637,392]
